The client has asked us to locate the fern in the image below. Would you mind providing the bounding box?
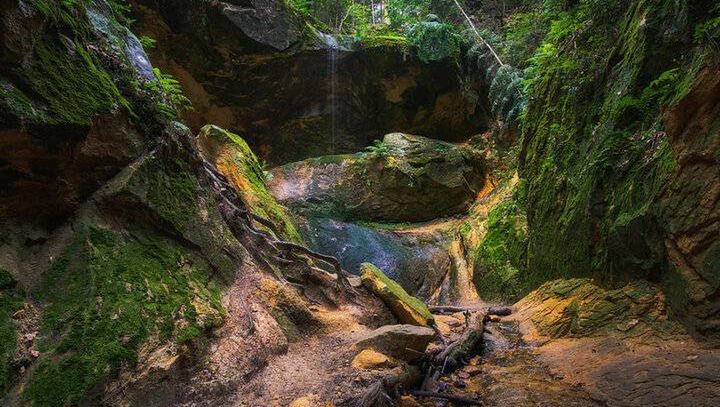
[467,43,527,127]
[407,20,463,63]
[152,68,192,114]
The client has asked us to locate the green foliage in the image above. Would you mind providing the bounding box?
[364,139,391,156]
[146,68,192,118]
[407,20,463,62]
[388,0,431,28]
[25,227,224,406]
[502,8,548,68]
[139,35,157,50]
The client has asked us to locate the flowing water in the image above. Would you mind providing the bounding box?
[327,38,339,152]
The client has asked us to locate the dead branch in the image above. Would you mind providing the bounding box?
[435,313,485,372]
[356,381,393,407]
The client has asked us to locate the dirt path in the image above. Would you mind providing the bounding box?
[232,302,391,406]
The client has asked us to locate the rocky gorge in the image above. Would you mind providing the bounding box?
[1,0,719,406]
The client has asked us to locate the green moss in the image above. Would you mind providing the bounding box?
[201,125,302,243]
[25,226,224,406]
[114,154,237,281]
[0,270,24,397]
[360,262,434,325]
[21,38,130,125]
[518,0,710,290]
[473,186,529,303]
[358,34,409,49]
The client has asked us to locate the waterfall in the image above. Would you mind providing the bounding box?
[328,44,338,152]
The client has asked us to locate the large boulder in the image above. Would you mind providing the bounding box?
[514,279,681,339]
[355,324,435,361]
[268,133,485,222]
[360,263,434,327]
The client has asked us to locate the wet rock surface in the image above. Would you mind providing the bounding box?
[296,217,454,297]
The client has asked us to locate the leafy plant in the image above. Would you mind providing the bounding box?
[365,139,391,157]
[139,35,156,50]
[407,19,463,62]
[150,68,192,116]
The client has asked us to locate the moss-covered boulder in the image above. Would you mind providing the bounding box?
[360,263,434,327]
[268,133,485,223]
[515,279,681,339]
[197,124,301,242]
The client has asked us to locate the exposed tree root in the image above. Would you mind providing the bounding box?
[356,381,393,407]
[200,160,356,293]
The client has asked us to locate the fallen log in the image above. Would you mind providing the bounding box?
[428,305,478,314]
[428,305,513,317]
[487,306,512,316]
[435,312,485,371]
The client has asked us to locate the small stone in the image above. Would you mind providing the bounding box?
[351,349,396,370]
[489,315,501,323]
[290,394,321,407]
[30,350,40,358]
[454,378,466,388]
[398,395,423,407]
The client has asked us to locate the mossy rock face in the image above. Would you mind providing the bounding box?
[515,279,680,339]
[23,223,226,406]
[470,180,529,303]
[360,263,434,327]
[197,124,302,243]
[656,65,720,343]
[516,0,719,341]
[268,133,485,223]
[0,1,176,226]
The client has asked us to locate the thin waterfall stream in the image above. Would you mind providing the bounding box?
[327,38,339,152]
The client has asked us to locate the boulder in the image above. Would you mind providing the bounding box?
[351,349,397,370]
[269,133,485,222]
[360,263,434,327]
[514,279,682,339]
[355,324,435,361]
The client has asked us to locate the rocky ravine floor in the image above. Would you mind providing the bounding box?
[247,133,720,406]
